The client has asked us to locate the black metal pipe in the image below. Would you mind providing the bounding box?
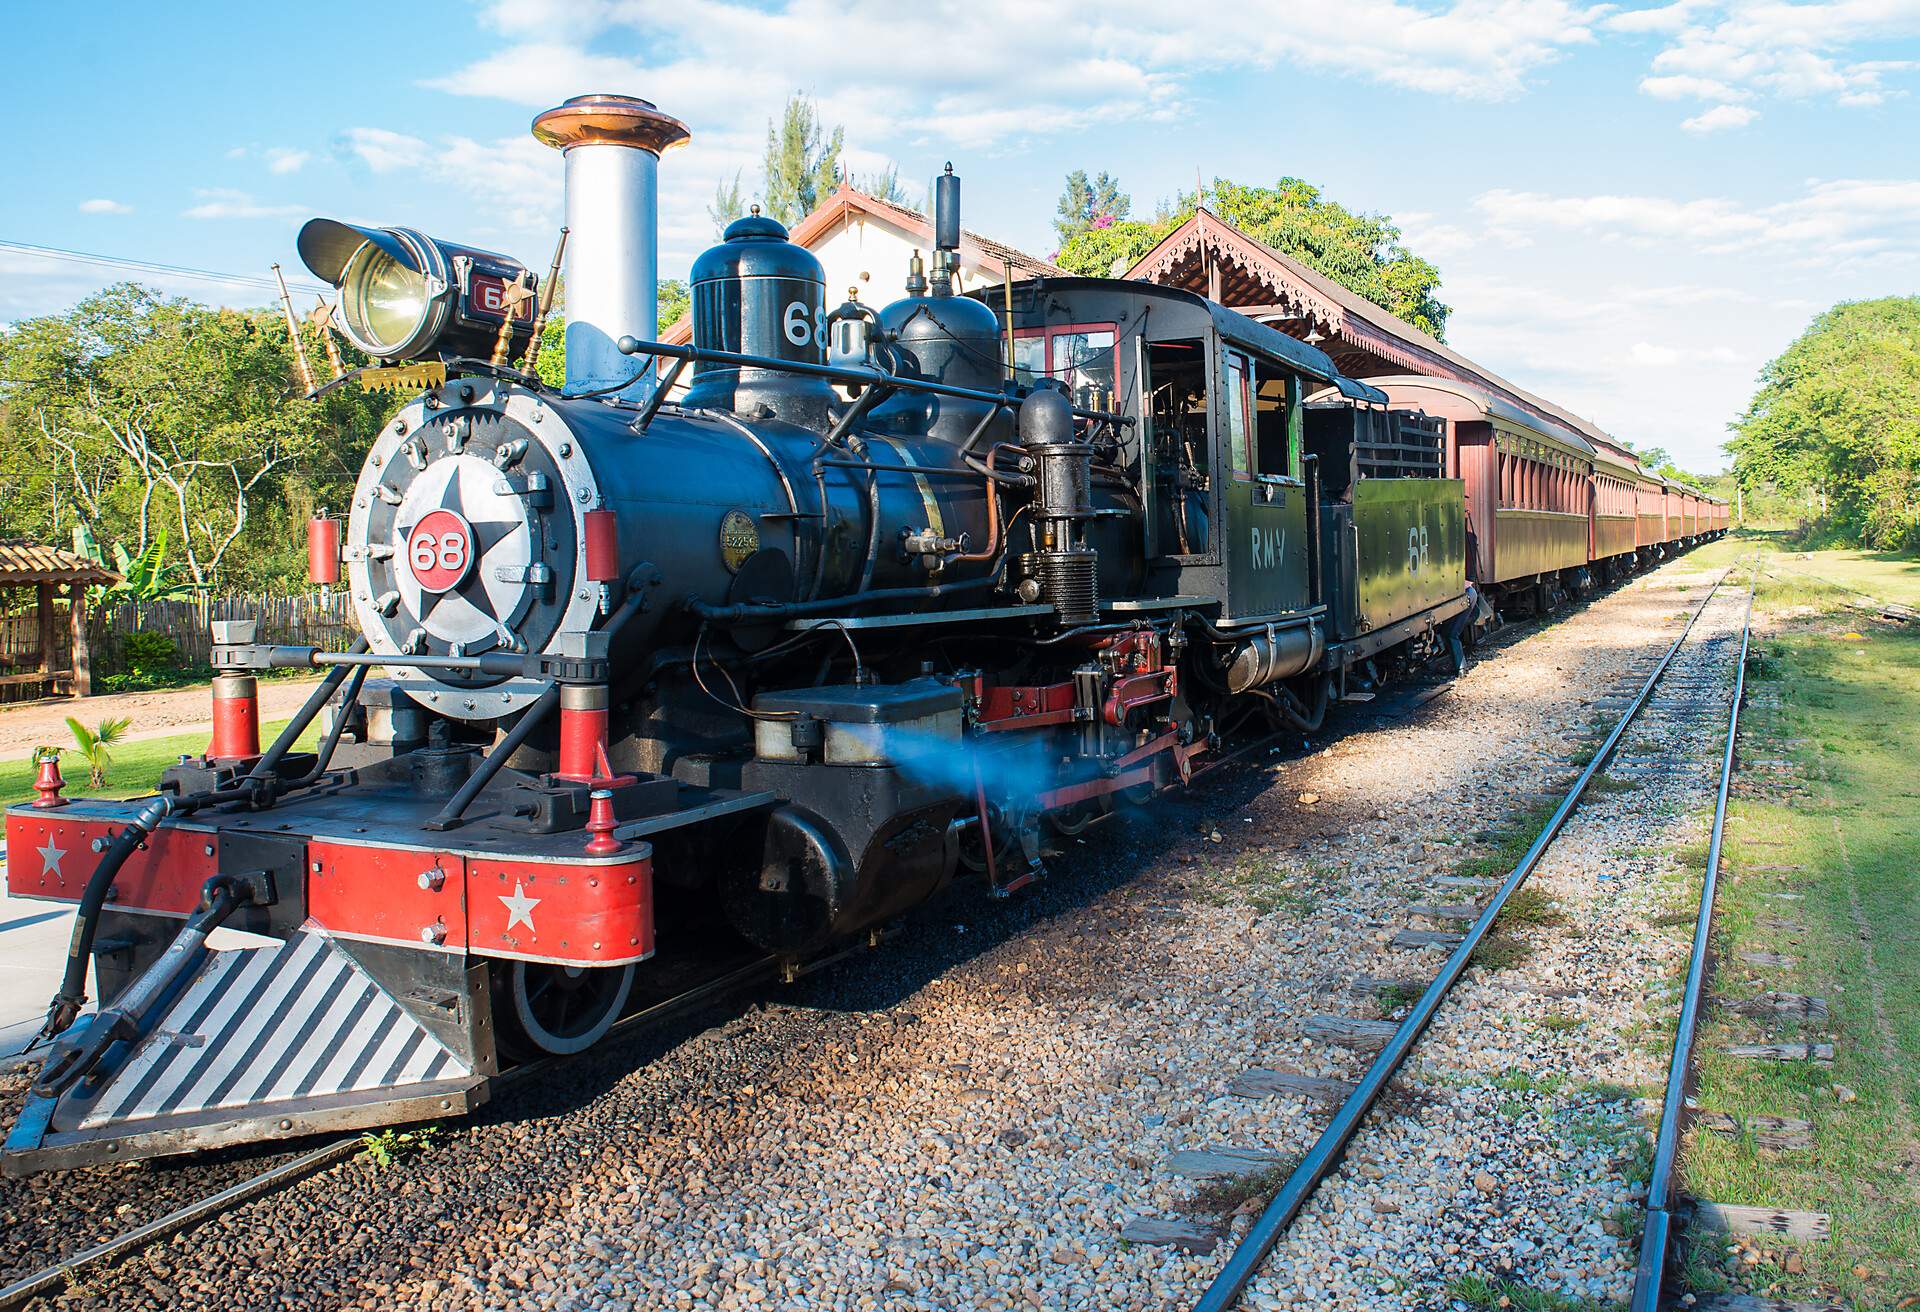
[1191,568,1735,1312]
[1630,578,1753,1311]
[422,681,560,831]
[630,356,687,432]
[688,574,1001,624]
[248,637,369,781]
[615,334,1132,427]
[285,662,369,787]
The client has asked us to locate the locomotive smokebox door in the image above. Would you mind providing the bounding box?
[727,680,969,956]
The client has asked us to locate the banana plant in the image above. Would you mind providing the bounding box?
[71,524,205,604]
[65,716,130,789]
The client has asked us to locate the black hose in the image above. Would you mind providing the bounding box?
[423,681,560,831]
[40,786,245,1039]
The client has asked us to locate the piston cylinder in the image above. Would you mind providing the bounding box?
[1225,622,1326,693]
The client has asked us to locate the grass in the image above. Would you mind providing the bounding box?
[1498,886,1566,928]
[1374,981,1422,1017]
[1472,931,1533,971]
[1446,1273,1623,1311]
[1185,1159,1299,1215]
[0,718,320,803]
[1674,536,1920,1311]
[1187,855,1329,918]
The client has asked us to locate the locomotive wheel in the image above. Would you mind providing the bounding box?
[1045,800,1100,837]
[493,960,634,1060]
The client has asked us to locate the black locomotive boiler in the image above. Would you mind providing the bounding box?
[2,93,1715,1173]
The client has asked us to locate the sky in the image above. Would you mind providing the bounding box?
[3,0,1917,473]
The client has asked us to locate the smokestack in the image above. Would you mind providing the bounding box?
[532,94,691,399]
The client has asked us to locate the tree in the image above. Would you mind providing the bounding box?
[709,171,746,236]
[1054,176,1451,340]
[0,283,392,589]
[532,274,690,389]
[761,94,843,228]
[658,278,690,332]
[1053,169,1131,244]
[1729,296,1920,548]
[855,164,911,208]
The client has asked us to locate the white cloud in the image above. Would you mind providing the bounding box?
[1619,1,1920,127]
[265,147,310,175]
[342,127,432,173]
[1476,176,1920,262]
[182,188,306,221]
[78,198,132,215]
[1681,102,1759,130]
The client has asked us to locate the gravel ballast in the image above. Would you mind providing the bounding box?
[12,556,1749,1311]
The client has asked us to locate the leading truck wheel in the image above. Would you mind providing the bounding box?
[492,960,634,1060]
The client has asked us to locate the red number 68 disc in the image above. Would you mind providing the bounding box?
[405,508,475,594]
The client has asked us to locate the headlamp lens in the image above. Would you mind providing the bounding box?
[340,242,429,357]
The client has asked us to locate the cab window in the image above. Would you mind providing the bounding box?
[1251,360,1297,479]
[1012,323,1118,411]
[1224,351,1251,475]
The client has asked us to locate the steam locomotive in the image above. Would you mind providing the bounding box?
[2,94,1722,1173]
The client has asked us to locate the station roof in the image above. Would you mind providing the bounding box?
[0,540,117,586]
[1127,209,1637,462]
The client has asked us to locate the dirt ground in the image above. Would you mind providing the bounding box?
[0,677,324,755]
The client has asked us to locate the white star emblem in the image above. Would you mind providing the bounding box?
[38,836,65,878]
[499,880,540,933]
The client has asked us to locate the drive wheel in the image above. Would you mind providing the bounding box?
[493,960,634,1060]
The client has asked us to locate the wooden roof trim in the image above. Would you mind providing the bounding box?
[0,540,118,585]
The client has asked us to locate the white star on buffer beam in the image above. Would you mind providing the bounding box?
[499,880,540,933]
[38,836,64,877]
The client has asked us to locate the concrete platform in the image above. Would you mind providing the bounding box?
[0,844,83,1060]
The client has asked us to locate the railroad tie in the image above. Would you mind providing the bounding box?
[1164,1146,1290,1179]
[1728,992,1829,1022]
[1738,950,1797,969]
[1405,903,1477,921]
[1227,1069,1357,1104]
[1347,975,1421,998]
[1304,1014,1397,1053]
[1393,928,1466,949]
[1693,1294,1850,1312]
[1727,1041,1835,1063]
[1430,875,1495,891]
[1117,1217,1220,1254]
[1690,1201,1831,1243]
[1694,1111,1814,1151]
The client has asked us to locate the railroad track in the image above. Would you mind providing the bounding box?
[1191,563,1755,1312]
[0,563,1722,1310]
[0,951,784,1310]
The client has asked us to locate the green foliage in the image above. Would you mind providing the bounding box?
[0,283,393,590]
[65,716,129,789]
[1730,296,1920,550]
[359,1125,440,1168]
[709,169,746,236]
[658,278,690,332]
[1055,176,1451,340]
[855,164,911,208]
[761,94,843,228]
[1053,169,1131,244]
[120,630,178,678]
[70,523,203,604]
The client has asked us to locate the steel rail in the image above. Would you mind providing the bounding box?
[1192,566,1738,1312]
[0,952,782,1310]
[1629,570,1753,1311]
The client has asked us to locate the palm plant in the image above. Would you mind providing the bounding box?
[66,716,130,789]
